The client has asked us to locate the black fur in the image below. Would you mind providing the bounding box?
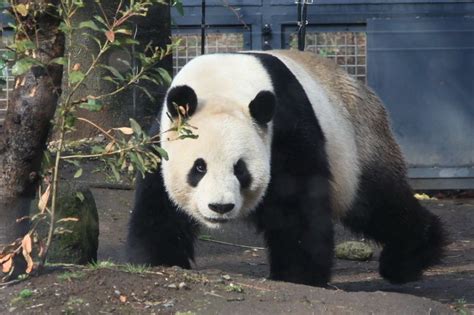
[127,164,199,268]
[166,85,198,117]
[187,158,207,187]
[234,159,252,189]
[248,53,334,286]
[342,164,446,284]
[249,90,276,125]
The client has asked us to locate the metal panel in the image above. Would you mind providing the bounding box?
[172,28,250,74]
[367,17,474,186]
[170,2,474,188]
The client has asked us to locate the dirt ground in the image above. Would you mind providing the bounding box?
[0,185,473,314]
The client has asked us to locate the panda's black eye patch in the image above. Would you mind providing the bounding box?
[234,159,251,189]
[188,158,207,187]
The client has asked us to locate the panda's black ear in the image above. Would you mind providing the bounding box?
[249,90,276,125]
[166,85,198,117]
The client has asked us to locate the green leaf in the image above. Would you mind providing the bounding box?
[82,33,102,48]
[129,118,143,136]
[109,163,120,182]
[79,20,100,32]
[74,168,83,179]
[100,65,124,81]
[136,85,155,102]
[72,0,85,8]
[102,75,119,85]
[69,70,85,84]
[75,192,85,202]
[58,22,72,34]
[129,152,145,174]
[173,1,184,16]
[79,98,103,112]
[91,145,103,154]
[50,57,66,65]
[156,68,172,85]
[93,15,108,27]
[64,159,80,167]
[64,113,77,130]
[152,145,168,161]
[1,50,15,61]
[115,28,132,35]
[11,58,39,76]
[118,38,139,46]
[13,39,35,53]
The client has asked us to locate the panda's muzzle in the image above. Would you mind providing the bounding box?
[208,203,235,214]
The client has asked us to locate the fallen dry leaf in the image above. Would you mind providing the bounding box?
[38,185,51,214]
[22,234,32,254]
[1,255,13,273]
[22,234,34,273]
[115,127,134,135]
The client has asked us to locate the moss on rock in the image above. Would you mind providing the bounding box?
[335,241,373,261]
[36,182,99,264]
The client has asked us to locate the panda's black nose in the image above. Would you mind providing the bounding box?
[208,203,235,214]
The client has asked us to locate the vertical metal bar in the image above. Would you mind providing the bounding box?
[201,0,206,55]
[297,1,308,51]
[300,2,307,51]
[296,0,302,50]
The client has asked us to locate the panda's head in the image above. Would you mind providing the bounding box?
[161,85,276,228]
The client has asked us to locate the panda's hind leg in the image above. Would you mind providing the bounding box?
[342,173,446,284]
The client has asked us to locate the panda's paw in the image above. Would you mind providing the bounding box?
[378,246,424,284]
[379,212,447,284]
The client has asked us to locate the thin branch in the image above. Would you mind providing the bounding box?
[61,146,133,160]
[39,116,66,268]
[220,0,249,29]
[198,237,265,250]
[76,117,115,141]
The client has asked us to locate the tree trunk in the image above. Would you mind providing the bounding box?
[65,0,171,140]
[0,1,64,246]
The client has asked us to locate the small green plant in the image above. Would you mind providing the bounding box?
[122,263,150,274]
[87,260,117,270]
[224,283,243,293]
[57,270,85,281]
[10,288,34,305]
[18,289,33,299]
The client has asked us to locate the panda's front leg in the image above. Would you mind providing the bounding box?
[257,175,334,287]
[127,169,199,268]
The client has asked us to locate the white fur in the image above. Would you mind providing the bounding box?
[160,54,274,228]
[260,51,361,215]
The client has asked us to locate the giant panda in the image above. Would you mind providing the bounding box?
[127,50,446,286]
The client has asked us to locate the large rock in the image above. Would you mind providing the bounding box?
[37,182,99,264]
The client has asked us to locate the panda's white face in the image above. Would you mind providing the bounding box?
[161,105,273,228]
